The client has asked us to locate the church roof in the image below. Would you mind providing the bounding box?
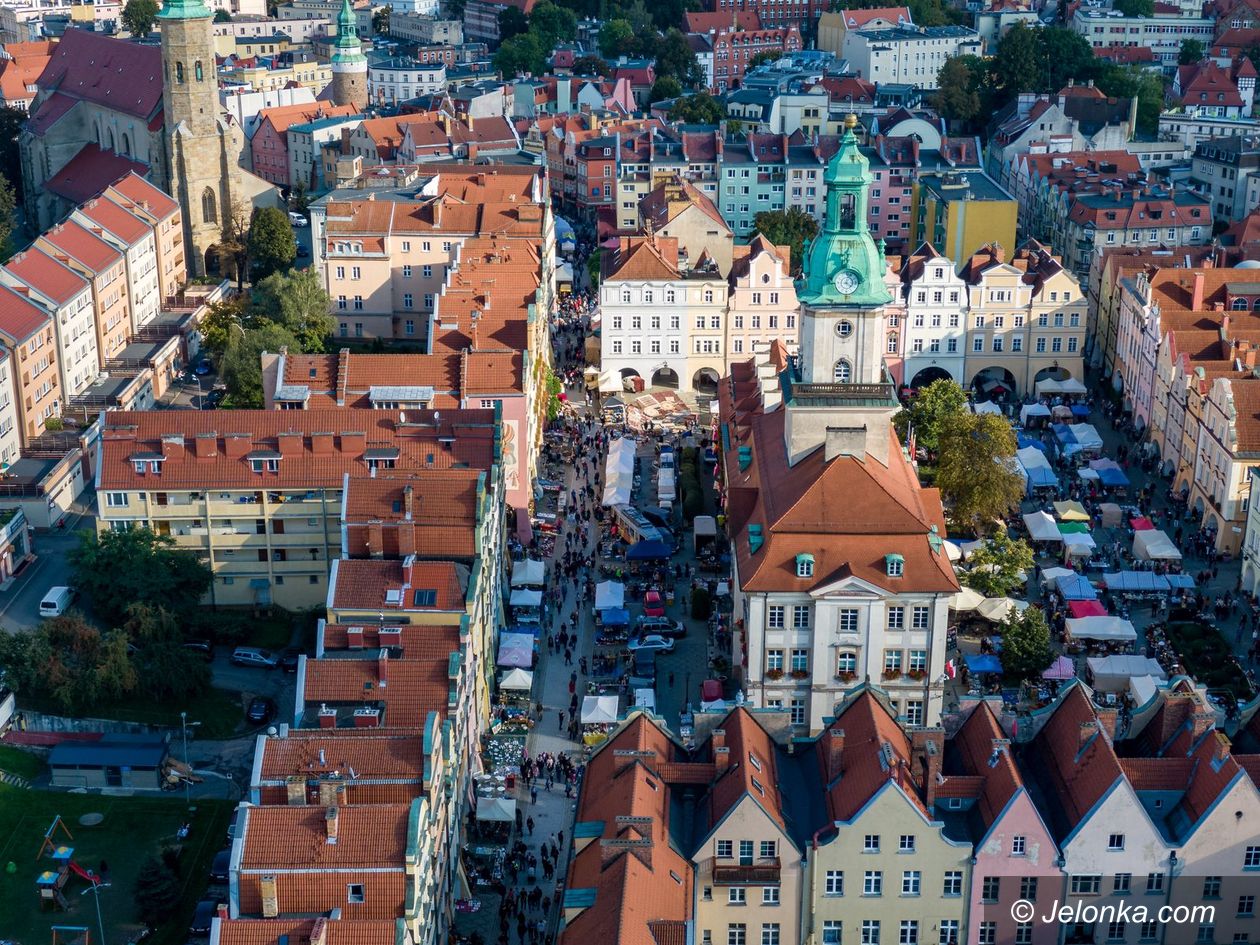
[30,30,163,129]
[44,144,148,206]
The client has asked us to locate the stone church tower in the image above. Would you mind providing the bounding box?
[160,0,231,277]
[330,0,368,110]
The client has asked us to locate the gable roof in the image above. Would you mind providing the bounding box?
[30,29,163,124]
[0,283,52,343]
[3,247,89,306]
[819,690,928,822]
[43,143,148,206]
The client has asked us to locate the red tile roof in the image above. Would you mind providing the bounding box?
[947,702,1024,830]
[604,237,681,282]
[685,10,763,30]
[29,29,163,125]
[833,5,912,27]
[330,558,467,612]
[105,172,180,220]
[215,918,399,945]
[819,691,928,821]
[0,284,52,343]
[302,638,457,727]
[43,143,148,205]
[38,219,125,275]
[1028,685,1123,836]
[3,247,89,306]
[255,730,426,782]
[76,194,152,245]
[707,707,787,832]
[259,101,359,135]
[240,803,411,868]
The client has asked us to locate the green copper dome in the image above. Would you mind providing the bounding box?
[797,115,892,308]
[158,0,212,20]
[331,0,367,63]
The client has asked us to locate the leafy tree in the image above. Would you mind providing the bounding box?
[654,28,702,87]
[572,54,611,76]
[529,0,577,47]
[0,174,16,260]
[1095,63,1166,136]
[134,855,182,926]
[649,76,682,103]
[290,181,312,215]
[122,0,160,36]
[213,8,232,20]
[1179,38,1204,65]
[498,5,530,41]
[586,248,601,288]
[252,268,335,353]
[998,605,1054,684]
[372,4,390,33]
[933,55,984,125]
[69,528,214,627]
[1114,0,1153,15]
[1040,27,1097,93]
[123,604,213,704]
[598,18,637,59]
[495,31,547,77]
[752,207,818,274]
[894,378,968,455]
[645,0,692,30]
[748,50,782,69]
[0,108,21,185]
[246,206,296,282]
[991,22,1045,100]
[1,615,137,715]
[935,412,1024,535]
[959,532,1035,598]
[221,321,301,407]
[668,91,723,123]
[199,296,248,361]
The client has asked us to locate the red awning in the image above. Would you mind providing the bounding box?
[1130,516,1155,530]
[515,507,533,544]
[1068,599,1108,618]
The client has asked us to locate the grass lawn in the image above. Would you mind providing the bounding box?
[0,784,232,945]
[0,745,44,782]
[20,688,246,741]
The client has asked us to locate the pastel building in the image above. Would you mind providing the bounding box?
[71,196,161,332]
[726,236,799,360]
[38,220,131,364]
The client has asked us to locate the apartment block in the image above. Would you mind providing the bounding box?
[1190,133,1260,221]
[0,287,61,441]
[1072,8,1213,71]
[909,172,1017,266]
[37,221,131,364]
[841,25,980,88]
[71,197,162,332]
[102,174,186,303]
[1059,185,1211,279]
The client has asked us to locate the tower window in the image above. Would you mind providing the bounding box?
[840,192,856,230]
[175,61,185,84]
[833,359,852,383]
[195,61,204,82]
[202,187,217,225]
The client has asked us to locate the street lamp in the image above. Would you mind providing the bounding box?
[80,879,111,945]
[180,712,201,806]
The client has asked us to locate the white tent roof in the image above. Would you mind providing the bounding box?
[977,597,1029,622]
[594,580,625,611]
[1054,501,1090,521]
[1062,532,1097,553]
[477,796,517,821]
[943,541,963,562]
[1070,423,1103,451]
[497,632,534,667]
[1129,674,1160,707]
[581,694,620,724]
[1133,529,1182,561]
[1059,378,1087,394]
[499,667,535,690]
[973,400,1003,415]
[511,558,545,587]
[949,586,985,611]
[1087,655,1166,691]
[1035,378,1063,395]
[599,371,623,393]
[1066,616,1137,642]
[510,588,543,608]
[602,437,637,507]
[1020,403,1052,425]
[1023,510,1063,542]
[1017,446,1053,471]
[1041,566,1076,582]
[693,515,718,537]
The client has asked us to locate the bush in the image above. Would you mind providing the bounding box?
[691,587,712,620]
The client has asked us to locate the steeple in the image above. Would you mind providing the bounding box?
[333,0,367,63]
[330,0,368,110]
[158,0,212,20]
[798,115,892,308]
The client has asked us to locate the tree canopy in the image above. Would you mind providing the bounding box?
[933,56,985,125]
[247,206,297,282]
[654,28,703,88]
[69,528,214,626]
[1114,0,1153,15]
[498,5,530,40]
[752,207,818,274]
[572,54,611,77]
[1179,38,1205,65]
[122,0,160,36]
[668,91,723,123]
[494,31,547,77]
[998,605,1054,684]
[0,174,16,261]
[894,378,969,455]
[0,107,26,193]
[598,18,638,59]
[958,532,1035,598]
[649,76,683,104]
[221,320,302,407]
[252,268,335,353]
[529,0,577,47]
[935,412,1025,535]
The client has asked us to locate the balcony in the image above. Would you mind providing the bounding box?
[713,858,781,884]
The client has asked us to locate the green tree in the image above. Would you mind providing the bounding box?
[198,296,248,361]
[252,268,335,353]
[654,28,702,87]
[123,604,212,703]
[5,615,138,715]
[935,412,1025,535]
[586,248,601,288]
[649,76,683,103]
[213,8,232,20]
[134,855,182,926]
[0,108,23,191]
[598,18,637,59]
[748,49,782,69]
[221,321,301,407]
[529,0,577,47]
[959,532,1035,598]
[1114,0,1153,15]
[752,207,819,274]
[121,0,160,35]
[894,378,968,455]
[668,91,723,123]
[1179,38,1204,65]
[372,4,390,32]
[933,55,984,125]
[498,5,530,41]
[991,22,1045,99]
[494,31,547,77]
[69,528,214,627]
[1041,27,1098,93]
[572,54,611,76]
[998,605,1054,684]
[0,173,16,260]
[1095,63,1166,136]
[246,206,297,282]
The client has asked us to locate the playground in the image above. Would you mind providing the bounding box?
[0,784,232,945]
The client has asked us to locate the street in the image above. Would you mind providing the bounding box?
[0,495,96,632]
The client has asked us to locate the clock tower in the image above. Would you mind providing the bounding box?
[797,114,892,387]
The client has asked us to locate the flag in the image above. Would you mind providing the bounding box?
[944,659,957,680]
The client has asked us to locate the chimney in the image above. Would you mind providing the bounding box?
[325,805,340,844]
[260,876,279,918]
[711,728,726,751]
[1190,704,1214,740]
[339,430,366,452]
[378,647,389,688]
[160,434,185,459]
[353,707,381,727]
[278,431,303,456]
[1212,730,1231,762]
[397,523,417,557]
[826,729,845,781]
[403,484,414,519]
[379,625,402,648]
[1192,270,1206,310]
[714,745,731,773]
[318,704,337,728]
[318,779,345,806]
[1095,706,1119,743]
[367,521,384,557]
[285,775,306,805]
[911,728,944,806]
[310,918,329,945]
[223,434,251,459]
[1079,719,1100,748]
[312,431,334,455]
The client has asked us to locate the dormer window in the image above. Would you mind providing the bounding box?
[251,459,280,473]
[885,554,904,578]
[796,553,814,578]
[130,453,164,475]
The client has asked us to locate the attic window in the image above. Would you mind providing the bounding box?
[795,553,814,578]
[748,524,764,554]
[413,589,437,607]
[309,368,317,378]
[751,776,765,796]
[251,458,280,473]
[885,554,904,578]
[347,884,365,903]
[748,753,762,772]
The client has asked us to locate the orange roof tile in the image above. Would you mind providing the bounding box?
[302,647,455,727]
[820,691,928,821]
[331,558,467,612]
[215,918,399,945]
[239,803,410,868]
[256,730,425,782]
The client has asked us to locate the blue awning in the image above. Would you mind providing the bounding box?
[1055,574,1098,600]
[1098,468,1129,487]
[599,607,630,626]
[965,654,1003,674]
[626,539,672,560]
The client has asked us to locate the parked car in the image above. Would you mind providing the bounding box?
[246,697,276,724]
[288,211,308,227]
[189,899,221,935]
[296,244,310,257]
[193,359,212,375]
[204,388,225,409]
[182,640,214,661]
[279,647,302,673]
[230,647,278,668]
[636,617,685,638]
[209,848,231,883]
[39,585,76,617]
[642,590,665,618]
[626,634,674,654]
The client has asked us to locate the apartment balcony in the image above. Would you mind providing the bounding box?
[712,858,781,885]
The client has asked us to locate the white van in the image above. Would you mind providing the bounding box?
[39,586,75,617]
[288,212,308,228]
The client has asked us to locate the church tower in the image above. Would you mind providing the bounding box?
[330,0,368,110]
[796,114,893,387]
[160,0,227,277]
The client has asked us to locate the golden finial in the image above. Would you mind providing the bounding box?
[844,113,858,130]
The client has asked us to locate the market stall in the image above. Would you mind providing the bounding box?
[1042,655,1077,681]
[509,588,543,624]
[949,587,985,612]
[1086,654,1166,691]
[966,653,1003,674]
[1023,511,1063,542]
[1099,503,1123,527]
[1019,402,1052,426]
[1065,616,1137,643]
[1132,529,1183,562]
[511,558,545,587]
[1068,599,1108,618]
[601,437,637,507]
[1129,673,1160,707]
[1054,501,1091,521]
[977,597,1029,622]
[1055,573,1098,600]
[497,632,535,668]
[1017,447,1058,492]
[581,694,621,746]
[499,667,534,691]
[1103,571,1171,593]
[594,580,625,612]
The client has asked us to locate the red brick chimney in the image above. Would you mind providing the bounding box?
[397,524,416,557]
[1192,271,1206,310]
[161,434,185,459]
[325,805,339,844]
[311,431,334,455]
[826,729,845,781]
[911,728,945,806]
[1080,719,1100,748]
[193,433,218,458]
[403,484,414,519]
[1095,706,1118,743]
[345,625,364,649]
[367,521,384,557]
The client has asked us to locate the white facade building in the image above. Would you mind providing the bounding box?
[841,24,980,88]
[368,57,446,105]
[899,247,968,389]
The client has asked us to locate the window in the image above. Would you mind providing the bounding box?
[729,887,747,905]
[911,606,929,630]
[899,921,918,945]
[898,835,915,853]
[981,877,1000,902]
[1146,873,1164,894]
[825,870,844,896]
[939,921,958,945]
[1108,834,1125,851]
[862,922,881,945]
[886,555,903,577]
[762,886,779,905]
[884,650,903,675]
[863,871,883,896]
[1245,846,1260,868]
[1196,928,1215,945]
[717,840,733,858]
[823,921,842,945]
[790,649,808,672]
[403,293,413,309]
[768,606,785,629]
[978,925,996,945]
[837,651,857,674]
[347,884,365,903]
[766,649,784,672]
[106,492,128,507]
[729,925,747,945]
[202,187,217,225]
[942,871,962,897]
[1239,896,1256,917]
[739,841,754,865]
[1021,877,1039,901]
[834,360,852,382]
[887,607,904,630]
[901,871,920,896]
[760,841,776,859]
[864,835,880,853]
[839,609,858,632]
[1114,874,1132,894]
[1204,877,1222,899]
[790,698,806,726]
[1071,875,1101,895]
[796,553,815,578]
[1014,926,1032,945]
[1140,922,1158,942]
[793,606,810,629]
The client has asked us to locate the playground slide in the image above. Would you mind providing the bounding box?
[66,861,95,883]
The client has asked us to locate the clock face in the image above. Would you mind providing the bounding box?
[834,269,861,295]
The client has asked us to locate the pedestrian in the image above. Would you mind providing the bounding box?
[527,815,535,836]
[557,831,564,849]
[531,786,539,805]
[558,710,565,730]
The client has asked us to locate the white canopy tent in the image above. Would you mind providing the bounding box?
[949,586,985,611]
[1133,529,1182,561]
[598,371,623,393]
[977,597,1029,622]
[497,632,535,667]
[594,580,625,611]
[509,588,543,608]
[1069,423,1104,451]
[1036,377,1088,396]
[581,694,620,724]
[1017,446,1053,473]
[1063,533,1097,556]
[1019,402,1052,425]
[1129,674,1160,707]
[477,797,518,822]
[511,559,546,587]
[972,400,1003,415]
[1087,655,1166,691]
[943,541,963,562]
[1040,566,1077,582]
[1066,616,1137,642]
[499,667,535,690]
[1023,511,1063,542]
[602,437,637,507]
